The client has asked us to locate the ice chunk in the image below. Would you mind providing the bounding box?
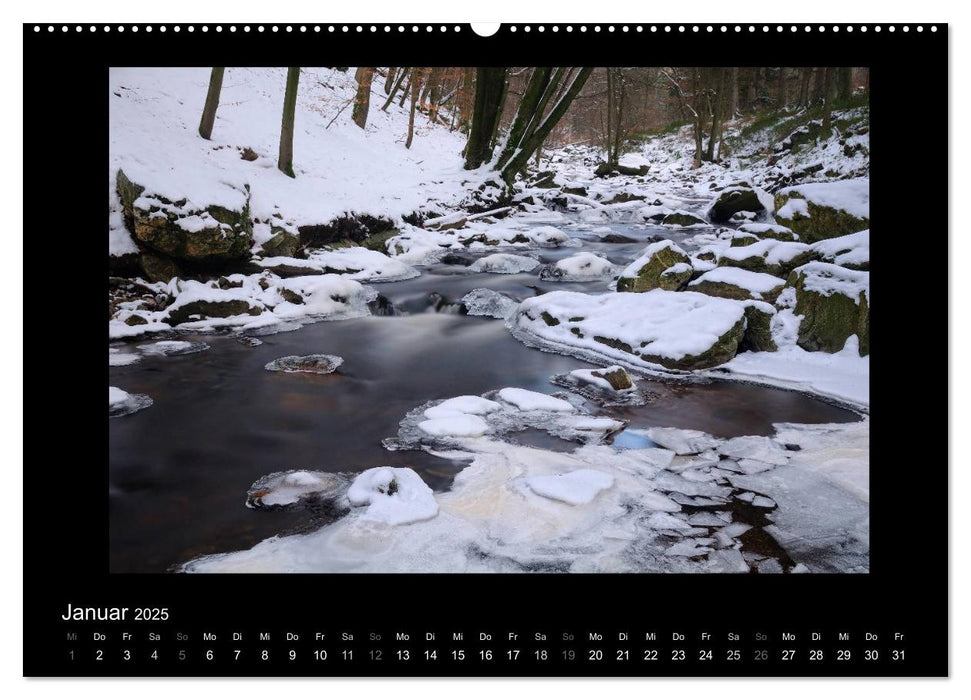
[647,427,721,455]
[109,386,152,417]
[751,495,776,508]
[247,470,345,508]
[665,540,713,557]
[498,387,574,412]
[526,469,614,505]
[461,288,519,319]
[264,354,343,374]
[347,467,439,525]
[469,253,539,274]
[719,436,789,465]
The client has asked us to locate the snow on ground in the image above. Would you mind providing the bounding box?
[110,67,471,255]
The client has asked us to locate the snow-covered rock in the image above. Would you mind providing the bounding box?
[347,467,439,525]
[616,240,693,292]
[109,386,152,417]
[688,267,786,302]
[774,178,869,242]
[810,229,869,270]
[511,289,747,371]
[787,262,870,355]
[540,252,615,281]
[717,239,816,276]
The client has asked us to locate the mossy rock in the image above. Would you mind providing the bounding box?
[604,192,646,205]
[616,244,692,293]
[279,289,304,305]
[739,303,777,352]
[708,187,765,223]
[117,169,253,264]
[591,367,633,390]
[774,192,870,243]
[562,186,588,197]
[261,228,300,258]
[690,277,784,304]
[363,227,401,253]
[662,212,706,227]
[642,316,746,370]
[787,267,870,355]
[730,233,761,247]
[124,314,149,327]
[541,311,560,327]
[139,253,183,283]
[595,162,649,178]
[166,299,262,326]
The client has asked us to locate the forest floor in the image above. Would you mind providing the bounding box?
[109,67,871,575]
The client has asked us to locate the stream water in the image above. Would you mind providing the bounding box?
[109,220,860,572]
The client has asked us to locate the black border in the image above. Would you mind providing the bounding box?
[24,23,948,677]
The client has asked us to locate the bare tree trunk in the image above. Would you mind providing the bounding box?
[836,67,853,102]
[488,71,510,153]
[398,73,412,108]
[383,67,397,94]
[464,67,508,169]
[278,67,300,178]
[352,67,375,129]
[812,67,827,104]
[705,68,725,162]
[776,67,788,108]
[798,67,812,107]
[729,67,738,117]
[381,68,409,111]
[406,68,422,149]
[198,67,225,140]
[822,67,835,131]
[499,67,592,184]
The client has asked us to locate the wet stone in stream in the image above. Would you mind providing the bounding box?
[264,354,344,374]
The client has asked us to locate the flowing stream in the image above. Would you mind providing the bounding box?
[109,221,860,572]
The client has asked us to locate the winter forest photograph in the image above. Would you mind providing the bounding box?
[108,65,870,574]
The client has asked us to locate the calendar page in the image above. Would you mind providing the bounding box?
[22,21,947,677]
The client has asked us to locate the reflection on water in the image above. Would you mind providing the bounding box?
[109,224,860,572]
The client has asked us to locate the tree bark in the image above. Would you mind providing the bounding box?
[383,67,397,94]
[798,67,812,107]
[198,67,225,140]
[728,67,738,117]
[352,67,375,129]
[495,67,552,170]
[278,67,300,178]
[836,67,853,102]
[821,67,835,131]
[463,67,508,169]
[406,68,422,149]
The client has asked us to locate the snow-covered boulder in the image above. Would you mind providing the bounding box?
[738,222,799,242]
[511,290,748,371]
[774,179,869,242]
[529,226,572,248]
[347,467,439,525]
[688,267,786,302]
[616,240,693,292]
[739,300,778,352]
[810,229,869,271]
[568,366,635,392]
[707,185,769,223]
[661,211,707,227]
[717,239,816,277]
[540,252,615,281]
[786,262,870,355]
[116,169,253,264]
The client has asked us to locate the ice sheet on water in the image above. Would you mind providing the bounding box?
[718,435,790,465]
[525,469,614,505]
[109,348,140,366]
[647,427,722,455]
[461,288,520,320]
[109,386,152,417]
[137,340,210,357]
